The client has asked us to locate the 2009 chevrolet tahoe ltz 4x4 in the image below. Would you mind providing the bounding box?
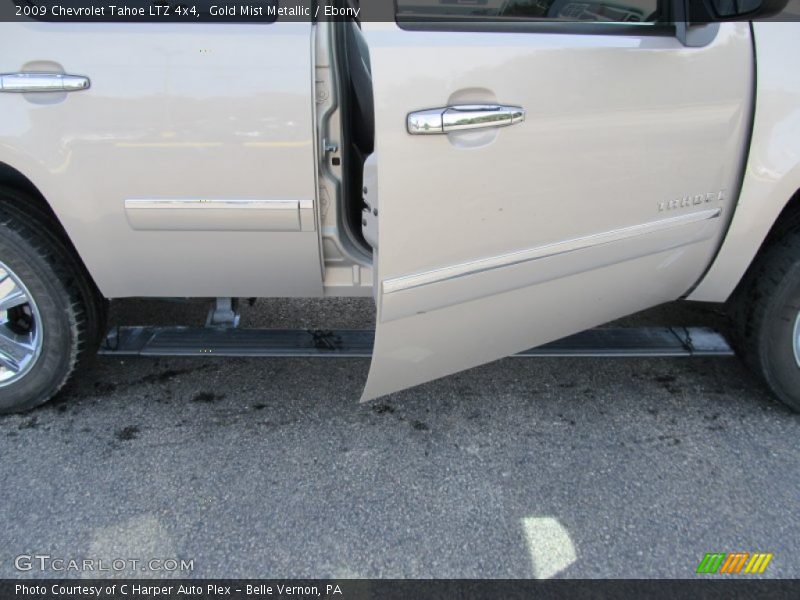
[1,0,800,414]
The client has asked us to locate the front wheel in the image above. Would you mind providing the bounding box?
[733,227,800,412]
[0,198,100,414]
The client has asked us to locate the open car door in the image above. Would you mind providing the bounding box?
[358,4,754,401]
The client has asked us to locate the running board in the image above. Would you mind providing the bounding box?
[99,326,734,358]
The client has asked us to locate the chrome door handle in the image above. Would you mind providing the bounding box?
[407,104,525,135]
[0,72,90,93]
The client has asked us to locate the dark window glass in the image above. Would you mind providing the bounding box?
[396,0,664,23]
[710,0,762,16]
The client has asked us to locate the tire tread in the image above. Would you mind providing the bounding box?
[0,194,98,413]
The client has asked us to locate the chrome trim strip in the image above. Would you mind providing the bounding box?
[0,72,90,93]
[408,104,525,135]
[383,208,722,295]
[124,199,300,211]
[442,105,525,133]
[123,198,316,232]
[407,108,445,135]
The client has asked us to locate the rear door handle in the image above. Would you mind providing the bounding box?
[0,72,90,93]
[407,104,525,135]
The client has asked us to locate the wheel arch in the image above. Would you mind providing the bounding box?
[688,22,800,303]
[730,187,800,301]
[0,160,104,301]
[689,176,800,304]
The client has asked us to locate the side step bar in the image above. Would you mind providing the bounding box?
[100,326,734,358]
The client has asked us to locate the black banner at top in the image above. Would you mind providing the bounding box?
[0,0,799,23]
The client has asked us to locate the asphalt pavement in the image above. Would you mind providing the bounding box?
[0,298,798,579]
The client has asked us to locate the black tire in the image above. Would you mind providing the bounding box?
[0,192,102,414]
[732,224,800,412]
[0,187,108,347]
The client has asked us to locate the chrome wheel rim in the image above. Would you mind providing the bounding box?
[0,261,43,386]
[794,311,800,369]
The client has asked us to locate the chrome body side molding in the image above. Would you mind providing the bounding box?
[124,198,315,232]
[379,208,722,323]
[384,208,721,295]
